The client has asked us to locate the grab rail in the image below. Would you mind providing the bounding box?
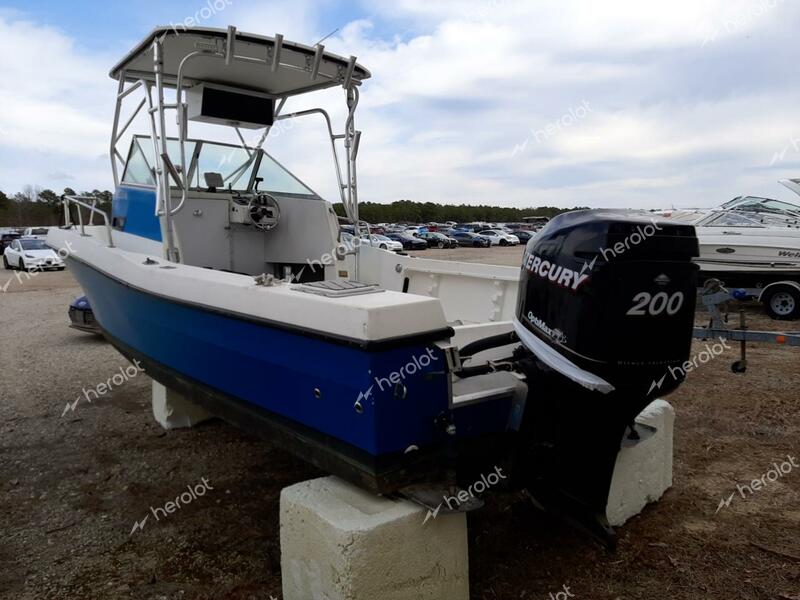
[61,195,115,248]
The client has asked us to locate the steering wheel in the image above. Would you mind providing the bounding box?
[247,193,281,231]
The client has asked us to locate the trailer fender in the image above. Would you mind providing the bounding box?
[758,280,800,303]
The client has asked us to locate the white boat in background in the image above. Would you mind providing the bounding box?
[664,181,800,222]
[666,179,800,319]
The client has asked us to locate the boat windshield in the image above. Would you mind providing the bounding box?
[722,196,800,215]
[698,211,766,227]
[122,136,315,196]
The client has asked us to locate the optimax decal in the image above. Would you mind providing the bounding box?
[527,311,567,344]
[523,251,590,291]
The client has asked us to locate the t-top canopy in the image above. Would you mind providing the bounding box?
[109,26,371,97]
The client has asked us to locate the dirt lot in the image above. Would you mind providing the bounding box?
[1,249,799,600]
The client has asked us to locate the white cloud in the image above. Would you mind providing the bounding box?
[317,0,800,208]
[361,0,784,51]
[0,16,112,192]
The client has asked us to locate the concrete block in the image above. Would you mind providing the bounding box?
[280,476,469,600]
[607,399,675,527]
[151,380,213,429]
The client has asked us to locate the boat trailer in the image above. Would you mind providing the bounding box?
[694,279,800,373]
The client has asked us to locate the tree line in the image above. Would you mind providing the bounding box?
[332,200,586,224]
[0,187,112,228]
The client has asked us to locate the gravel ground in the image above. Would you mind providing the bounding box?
[1,251,799,599]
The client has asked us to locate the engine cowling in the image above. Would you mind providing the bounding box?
[515,209,699,402]
[511,209,699,547]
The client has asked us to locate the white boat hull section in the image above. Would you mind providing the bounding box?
[48,228,449,343]
[349,246,521,325]
[696,229,800,272]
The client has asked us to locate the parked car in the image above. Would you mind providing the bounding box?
[477,229,520,246]
[513,230,535,243]
[22,227,51,239]
[3,237,65,271]
[451,231,491,248]
[386,232,427,250]
[68,295,101,334]
[0,232,21,254]
[416,231,457,249]
[360,234,403,251]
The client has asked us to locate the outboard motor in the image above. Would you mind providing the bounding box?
[511,209,699,547]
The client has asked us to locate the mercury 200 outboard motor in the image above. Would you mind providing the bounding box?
[511,209,699,547]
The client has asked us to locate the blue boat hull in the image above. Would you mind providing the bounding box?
[68,258,464,483]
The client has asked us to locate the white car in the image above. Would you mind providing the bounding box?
[3,237,65,271]
[361,234,403,251]
[477,229,520,246]
[22,227,51,239]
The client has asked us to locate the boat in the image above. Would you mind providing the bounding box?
[47,25,702,547]
[660,179,800,225]
[664,180,800,319]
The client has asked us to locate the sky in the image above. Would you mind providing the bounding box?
[1,0,799,209]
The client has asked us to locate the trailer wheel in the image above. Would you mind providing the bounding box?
[731,360,747,373]
[762,285,800,320]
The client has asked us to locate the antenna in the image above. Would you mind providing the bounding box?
[315,27,339,45]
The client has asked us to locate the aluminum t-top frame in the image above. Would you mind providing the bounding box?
[108,25,371,262]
